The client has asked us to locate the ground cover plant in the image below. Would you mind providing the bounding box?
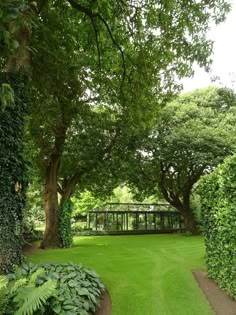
[29,235,213,315]
[0,262,104,315]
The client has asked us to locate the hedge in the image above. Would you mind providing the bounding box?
[198,155,236,298]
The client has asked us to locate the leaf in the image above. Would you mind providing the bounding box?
[68,280,77,287]
[10,278,28,294]
[28,268,45,285]
[15,279,57,315]
[0,83,15,111]
[0,276,8,289]
[52,304,62,314]
[77,288,90,296]
[12,40,19,49]
[89,294,97,304]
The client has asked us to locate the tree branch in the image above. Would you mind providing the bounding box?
[57,183,63,195]
[59,173,81,203]
[67,0,95,17]
[67,0,126,89]
[90,17,101,69]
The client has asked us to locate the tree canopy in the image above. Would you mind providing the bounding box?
[126,87,236,234]
[20,0,232,248]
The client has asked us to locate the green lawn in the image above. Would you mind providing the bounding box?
[29,235,213,315]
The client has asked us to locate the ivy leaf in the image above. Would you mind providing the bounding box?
[0,83,15,111]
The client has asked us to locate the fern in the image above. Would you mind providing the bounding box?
[0,276,8,290]
[10,278,27,294]
[0,276,9,314]
[14,279,56,315]
[28,268,45,286]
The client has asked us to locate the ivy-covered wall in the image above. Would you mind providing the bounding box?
[0,72,27,273]
[198,155,236,298]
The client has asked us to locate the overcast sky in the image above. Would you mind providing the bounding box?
[182,0,236,92]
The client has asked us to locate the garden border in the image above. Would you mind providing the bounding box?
[193,270,236,315]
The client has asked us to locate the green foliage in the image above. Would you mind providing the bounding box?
[190,193,202,224]
[0,0,35,66]
[198,154,236,298]
[0,268,56,315]
[60,200,73,248]
[0,72,28,273]
[110,186,135,204]
[24,180,44,228]
[45,263,105,315]
[22,179,45,243]
[25,0,232,247]
[127,87,236,233]
[72,186,137,217]
[72,191,106,216]
[0,83,15,111]
[1,262,105,315]
[13,279,56,315]
[0,276,9,311]
[71,221,87,233]
[73,186,158,215]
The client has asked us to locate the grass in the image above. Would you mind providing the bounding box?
[29,234,213,315]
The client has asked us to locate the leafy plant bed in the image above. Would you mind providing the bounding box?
[0,262,105,315]
[193,271,236,315]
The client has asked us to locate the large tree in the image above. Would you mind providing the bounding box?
[26,2,145,248]
[127,87,236,234]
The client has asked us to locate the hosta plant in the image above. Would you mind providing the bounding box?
[0,262,105,315]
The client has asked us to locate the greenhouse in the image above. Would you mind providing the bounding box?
[87,203,183,233]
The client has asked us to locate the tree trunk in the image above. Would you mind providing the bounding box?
[59,174,79,208]
[0,10,32,271]
[40,160,62,248]
[182,210,200,235]
[40,125,67,248]
[182,193,201,235]
[0,73,28,273]
[58,175,79,248]
[166,193,201,235]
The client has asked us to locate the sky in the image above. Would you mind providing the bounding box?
[182,0,236,92]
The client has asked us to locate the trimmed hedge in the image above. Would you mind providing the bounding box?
[198,155,236,298]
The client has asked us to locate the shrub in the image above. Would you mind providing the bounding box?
[71,222,87,233]
[198,155,236,298]
[0,262,105,315]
